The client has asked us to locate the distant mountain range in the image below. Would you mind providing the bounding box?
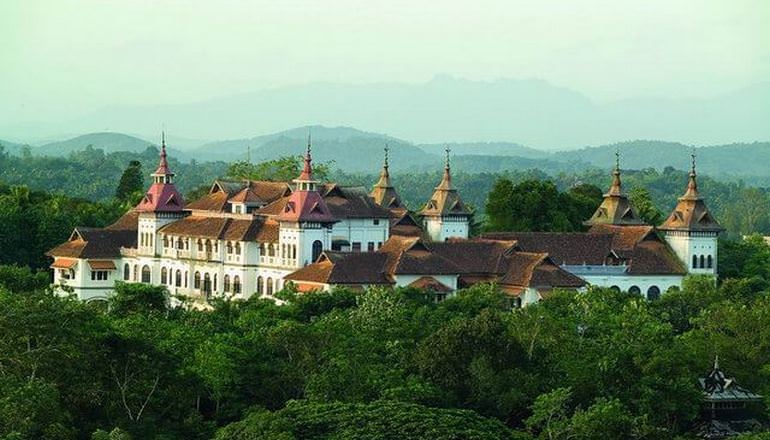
[3,126,769,179]
[2,76,768,149]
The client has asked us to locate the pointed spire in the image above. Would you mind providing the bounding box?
[682,151,700,199]
[153,130,172,177]
[371,144,403,208]
[437,147,452,190]
[608,147,622,196]
[384,144,390,172]
[296,131,316,184]
[714,354,720,371]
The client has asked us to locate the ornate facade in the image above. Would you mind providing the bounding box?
[47,139,722,306]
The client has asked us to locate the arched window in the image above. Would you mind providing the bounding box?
[203,273,211,294]
[205,239,212,253]
[226,241,233,254]
[281,244,286,258]
[177,237,184,249]
[266,277,274,295]
[184,271,188,288]
[161,267,168,284]
[194,271,201,289]
[292,245,297,259]
[197,239,203,252]
[692,255,698,269]
[609,285,621,293]
[647,286,661,301]
[257,276,264,295]
[707,255,713,269]
[213,274,218,292]
[233,276,241,294]
[123,263,130,281]
[268,244,275,257]
[259,243,266,256]
[133,264,138,281]
[163,235,169,248]
[175,269,182,287]
[312,240,323,262]
[235,242,241,255]
[141,265,151,283]
[628,286,641,295]
[699,255,705,269]
[224,275,231,292]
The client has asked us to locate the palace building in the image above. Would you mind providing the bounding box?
[47,136,722,306]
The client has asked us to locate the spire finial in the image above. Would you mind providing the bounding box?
[307,130,312,157]
[714,355,720,371]
[615,147,620,172]
[161,130,166,149]
[445,147,451,170]
[384,144,389,169]
[691,151,697,175]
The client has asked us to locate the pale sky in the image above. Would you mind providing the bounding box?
[1,0,768,132]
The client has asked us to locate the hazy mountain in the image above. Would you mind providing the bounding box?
[554,140,770,178]
[195,125,435,172]
[0,139,27,156]
[32,132,189,160]
[419,142,549,159]
[7,77,767,149]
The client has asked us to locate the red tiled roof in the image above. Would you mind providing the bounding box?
[46,228,137,259]
[158,215,279,242]
[408,276,452,292]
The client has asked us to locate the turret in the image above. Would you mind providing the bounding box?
[420,148,471,241]
[276,135,336,266]
[370,145,403,209]
[135,133,186,257]
[659,154,723,275]
[584,150,645,226]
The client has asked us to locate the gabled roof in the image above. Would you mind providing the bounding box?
[379,236,462,275]
[408,276,452,292]
[46,227,136,259]
[158,215,279,242]
[276,190,336,223]
[499,252,585,289]
[189,180,291,212]
[482,232,616,266]
[483,227,686,276]
[323,185,391,219]
[284,251,393,285]
[659,164,723,233]
[389,208,424,238]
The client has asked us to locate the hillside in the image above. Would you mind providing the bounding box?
[418,141,549,159]
[0,139,27,156]
[36,132,158,156]
[195,125,436,172]
[554,140,770,178]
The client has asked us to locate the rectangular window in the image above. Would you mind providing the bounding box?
[367,242,375,252]
[90,271,108,281]
[352,242,362,252]
[377,242,382,249]
[373,219,380,225]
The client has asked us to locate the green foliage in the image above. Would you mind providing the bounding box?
[0,265,50,292]
[629,186,663,225]
[109,282,168,316]
[226,155,331,182]
[115,160,144,202]
[484,178,598,232]
[215,400,520,440]
[719,235,770,281]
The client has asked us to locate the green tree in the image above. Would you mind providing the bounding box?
[115,160,144,202]
[226,156,331,182]
[629,186,663,225]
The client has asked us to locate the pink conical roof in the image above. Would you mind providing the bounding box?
[136,133,185,212]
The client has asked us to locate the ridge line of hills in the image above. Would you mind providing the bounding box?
[1,126,769,179]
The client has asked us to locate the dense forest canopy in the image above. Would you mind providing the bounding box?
[2,143,770,438]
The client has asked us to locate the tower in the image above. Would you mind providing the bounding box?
[420,148,471,242]
[135,132,186,256]
[584,150,645,226]
[276,136,336,266]
[659,154,723,275]
[370,145,403,209]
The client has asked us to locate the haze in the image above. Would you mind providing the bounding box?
[1,0,768,145]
